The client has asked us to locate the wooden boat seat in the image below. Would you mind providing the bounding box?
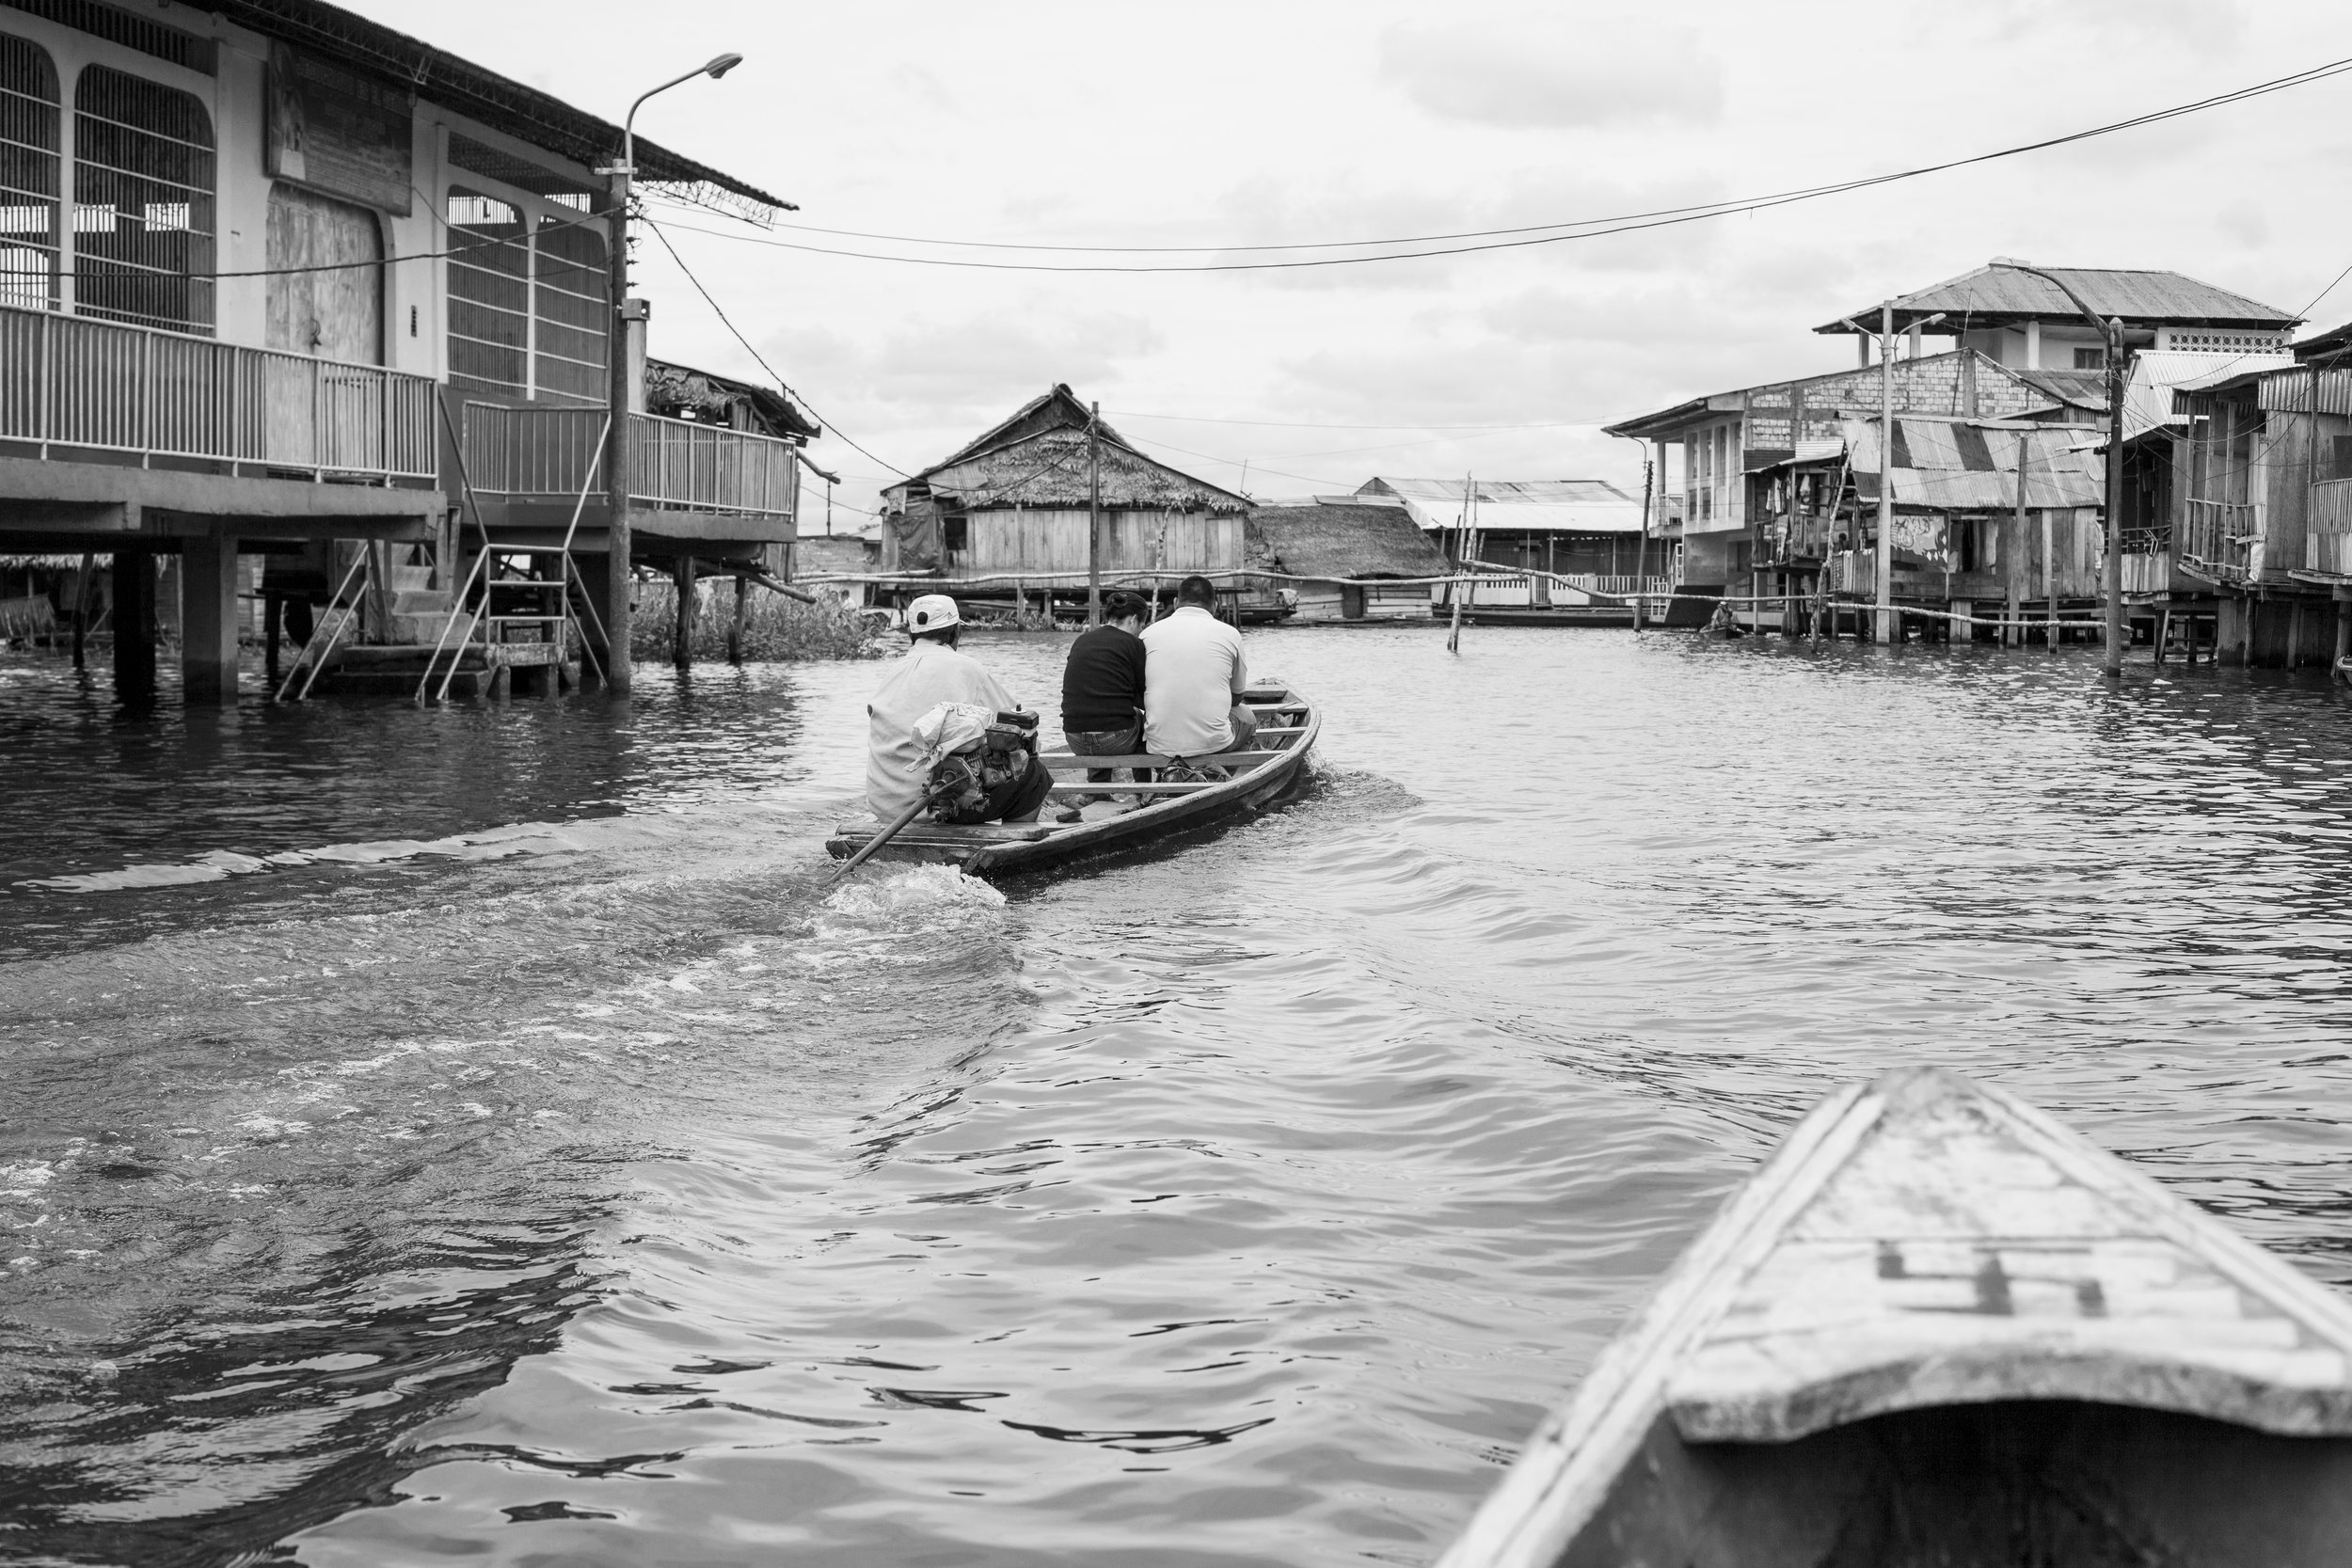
[833,819,1054,842]
[1037,750,1287,770]
[1046,780,1225,797]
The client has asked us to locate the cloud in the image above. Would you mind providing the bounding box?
[1379,19,1721,130]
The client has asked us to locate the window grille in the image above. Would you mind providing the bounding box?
[446,183,528,398]
[532,218,607,404]
[0,31,56,309]
[72,63,214,332]
[0,0,216,74]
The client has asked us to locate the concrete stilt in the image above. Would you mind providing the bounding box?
[112,549,155,706]
[182,534,242,705]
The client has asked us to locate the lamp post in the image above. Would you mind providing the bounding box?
[1993,261,2129,677]
[596,53,743,693]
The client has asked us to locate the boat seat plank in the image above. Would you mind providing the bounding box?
[1037,750,1287,770]
[1046,781,1226,798]
[833,819,1054,842]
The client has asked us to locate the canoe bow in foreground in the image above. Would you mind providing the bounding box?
[1440,1067,2352,1568]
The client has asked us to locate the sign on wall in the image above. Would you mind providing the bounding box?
[266,44,413,216]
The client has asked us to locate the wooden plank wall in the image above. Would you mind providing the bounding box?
[967,508,1243,577]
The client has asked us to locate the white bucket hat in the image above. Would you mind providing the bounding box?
[905,594,962,634]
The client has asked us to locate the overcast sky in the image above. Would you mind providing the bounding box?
[356,0,2352,528]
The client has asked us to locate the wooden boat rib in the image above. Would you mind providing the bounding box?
[825,681,1318,874]
[1440,1067,2352,1568]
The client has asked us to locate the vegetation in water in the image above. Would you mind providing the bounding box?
[628,581,886,662]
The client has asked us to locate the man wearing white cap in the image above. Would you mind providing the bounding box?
[865,594,1053,823]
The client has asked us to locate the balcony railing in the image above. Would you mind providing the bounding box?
[2180,499,2263,582]
[0,303,437,481]
[2309,479,2352,575]
[461,403,799,519]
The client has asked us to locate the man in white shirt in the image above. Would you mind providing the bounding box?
[1140,576,1257,758]
[865,594,1052,822]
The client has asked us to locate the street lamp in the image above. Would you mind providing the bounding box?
[1992,260,2129,678]
[596,53,744,694]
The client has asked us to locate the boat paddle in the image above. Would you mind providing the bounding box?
[831,784,950,881]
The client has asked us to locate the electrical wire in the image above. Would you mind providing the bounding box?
[646,56,2352,274]
[637,213,912,478]
[29,209,610,282]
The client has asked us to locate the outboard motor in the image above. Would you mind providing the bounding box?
[927,710,1041,823]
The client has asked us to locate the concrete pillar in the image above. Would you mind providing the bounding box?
[182,534,242,705]
[112,549,155,706]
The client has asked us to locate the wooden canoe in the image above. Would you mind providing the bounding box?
[825,681,1318,875]
[1439,1067,2352,1568]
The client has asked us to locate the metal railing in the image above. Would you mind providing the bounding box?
[2180,499,2263,582]
[1,303,437,480]
[461,402,799,518]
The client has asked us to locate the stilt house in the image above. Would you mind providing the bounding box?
[1358,477,1661,609]
[1607,261,2299,632]
[878,386,1249,606]
[1244,495,1449,621]
[0,0,806,704]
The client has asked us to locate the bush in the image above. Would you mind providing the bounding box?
[629,579,884,662]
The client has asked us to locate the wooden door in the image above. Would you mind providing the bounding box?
[266,183,382,363]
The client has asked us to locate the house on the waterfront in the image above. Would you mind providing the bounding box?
[0,0,808,703]
[879,386,1249,609]
[1357,477,1660,609]
[2162,332,2352,666]
[1753,415,2107,639]
[1244,495,1449,621]
[1607,261,2300,632]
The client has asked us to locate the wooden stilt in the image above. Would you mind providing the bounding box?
[728,573,749,664]
[673,557,696,670]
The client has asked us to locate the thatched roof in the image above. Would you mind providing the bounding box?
[796,534,876,575]
[888,385,1248,514]
[1248,501,1450,580]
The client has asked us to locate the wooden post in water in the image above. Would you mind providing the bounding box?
[673,556,695,670]
[1875,300,1896,644]
[1448,472,1474,655]
[71,550,93,671]
[1087,402,1103,626]
[2011,432,2030,648]
[728,572,748,664]
[2043,504,2058,652]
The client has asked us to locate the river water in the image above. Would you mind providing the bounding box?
[3,626,2350,1566]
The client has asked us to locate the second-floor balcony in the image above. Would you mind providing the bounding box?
[0,303,438,483]
[2308,479,2352,576]
[2180,499,2264,584]
[459,403,800,539]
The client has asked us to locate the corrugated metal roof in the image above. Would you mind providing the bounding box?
[1841,418,2104,510]
[2127,350,2290,434]
[1816,262,2297,335]
[2256,364,2352,419]
[1360,477,1648,534]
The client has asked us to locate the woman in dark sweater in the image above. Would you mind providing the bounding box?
[1059,592,1152,797]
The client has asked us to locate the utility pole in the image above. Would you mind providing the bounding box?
[1087,401,1103,626]
[1632,450,1654,633]
[1992,262,2129,676]
[1876,298,1896,645]
[2103,315,2126,675]
[603,170,634,692]
[595,52,743,694]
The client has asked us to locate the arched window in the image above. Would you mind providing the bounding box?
[532,219,607,405]
[446,185,527,398]
[0,34,59,310]
[73,64,215,333]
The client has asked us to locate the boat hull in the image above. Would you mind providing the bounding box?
[828,685,1319,875]
[1439,1068,2352,1568]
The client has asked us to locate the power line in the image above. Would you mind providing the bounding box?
[650,57,2352,274]
[636,214,913,478]
[1108,410,1610,432]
